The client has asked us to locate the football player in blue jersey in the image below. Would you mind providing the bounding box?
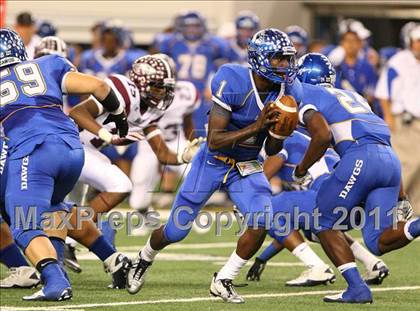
[157,10,232,135]
[0,137,40,289]
[247,131,392,286]
[126,28,302,303]
[0,28,128,301]
[293,53,420,303]
[227,11,260,65]
[79,21,146,79]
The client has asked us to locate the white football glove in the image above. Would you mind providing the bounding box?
[177,137,206,164]
[396,199,414,221]
[292,166,312,185]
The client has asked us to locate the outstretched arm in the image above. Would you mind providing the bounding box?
[64,72,128,136]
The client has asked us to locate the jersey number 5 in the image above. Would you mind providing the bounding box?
[0,63,47,107]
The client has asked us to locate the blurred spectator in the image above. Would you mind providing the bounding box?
[379,46,400,69]
[37,20,56,37]
[285,25,308,58]
[334,30,378,103]
[13,11,40,59]
[375,25,420,214]
[226,11,260,65]
[328,18,379,68]
[308,39,326,54]
[156,11,231,135]
[90,21,105,50]
[79,20,146,78]
[400,21,419,49]
[149,14,180,54]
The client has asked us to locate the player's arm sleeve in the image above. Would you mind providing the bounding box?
[375,66,398,100]
[49,55,77,94]
[210,66,241,112]
[298,102,318,125]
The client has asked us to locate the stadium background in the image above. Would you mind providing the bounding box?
[1,1,420,310]
[4,1,420,47]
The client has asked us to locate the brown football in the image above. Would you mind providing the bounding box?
[268,95,299,138]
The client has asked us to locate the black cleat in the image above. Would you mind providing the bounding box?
[64,243,82,273]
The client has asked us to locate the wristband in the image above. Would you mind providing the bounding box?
[98,88,123,114]
[145,128,162,140]
[268,130,287,140]
[98,128,113,144]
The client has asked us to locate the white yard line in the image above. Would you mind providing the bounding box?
[75,252,304,267]
[2,286,419,311]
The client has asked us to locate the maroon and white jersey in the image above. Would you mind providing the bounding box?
[158,81,199,142]
[79,74,165,148]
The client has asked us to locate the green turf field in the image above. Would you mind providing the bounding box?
[1,208,419,311]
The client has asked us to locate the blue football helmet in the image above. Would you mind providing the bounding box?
[248,28,297,84]
[178,11,207,41]
[235,11,260,47]
[37,21,57,38]
[0,28,28,67]
[297,53,336,86]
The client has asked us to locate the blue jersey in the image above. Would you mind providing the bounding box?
[0,55,82,160]
[335,58,377,97]
[274,131,339,190]
[158,33,231,94]
[210,64,302,161]
[299,84,391,157]
[226,41,247,65]
[79,48,146,78]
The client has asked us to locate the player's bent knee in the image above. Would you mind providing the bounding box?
[103,166,133,193]
[163,223,191,243]
[13,228,48,251]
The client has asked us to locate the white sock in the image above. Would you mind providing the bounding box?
[140,237,159,262]
[337,262,357,274]
[216,251,248,280]
[404,218,418,241]
[292,242,326,268]
[65,237,77,248]
[350,241,378,271]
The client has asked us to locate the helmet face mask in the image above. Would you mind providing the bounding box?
[141,79,175,111]
[248,28,297,84]
[129,54,176,111]
[34,36,68,58]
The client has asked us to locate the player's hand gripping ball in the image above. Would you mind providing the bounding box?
[268,95,299,139]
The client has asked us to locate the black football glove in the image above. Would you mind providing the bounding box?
[246,257,266,281]
[103,112,128,137]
